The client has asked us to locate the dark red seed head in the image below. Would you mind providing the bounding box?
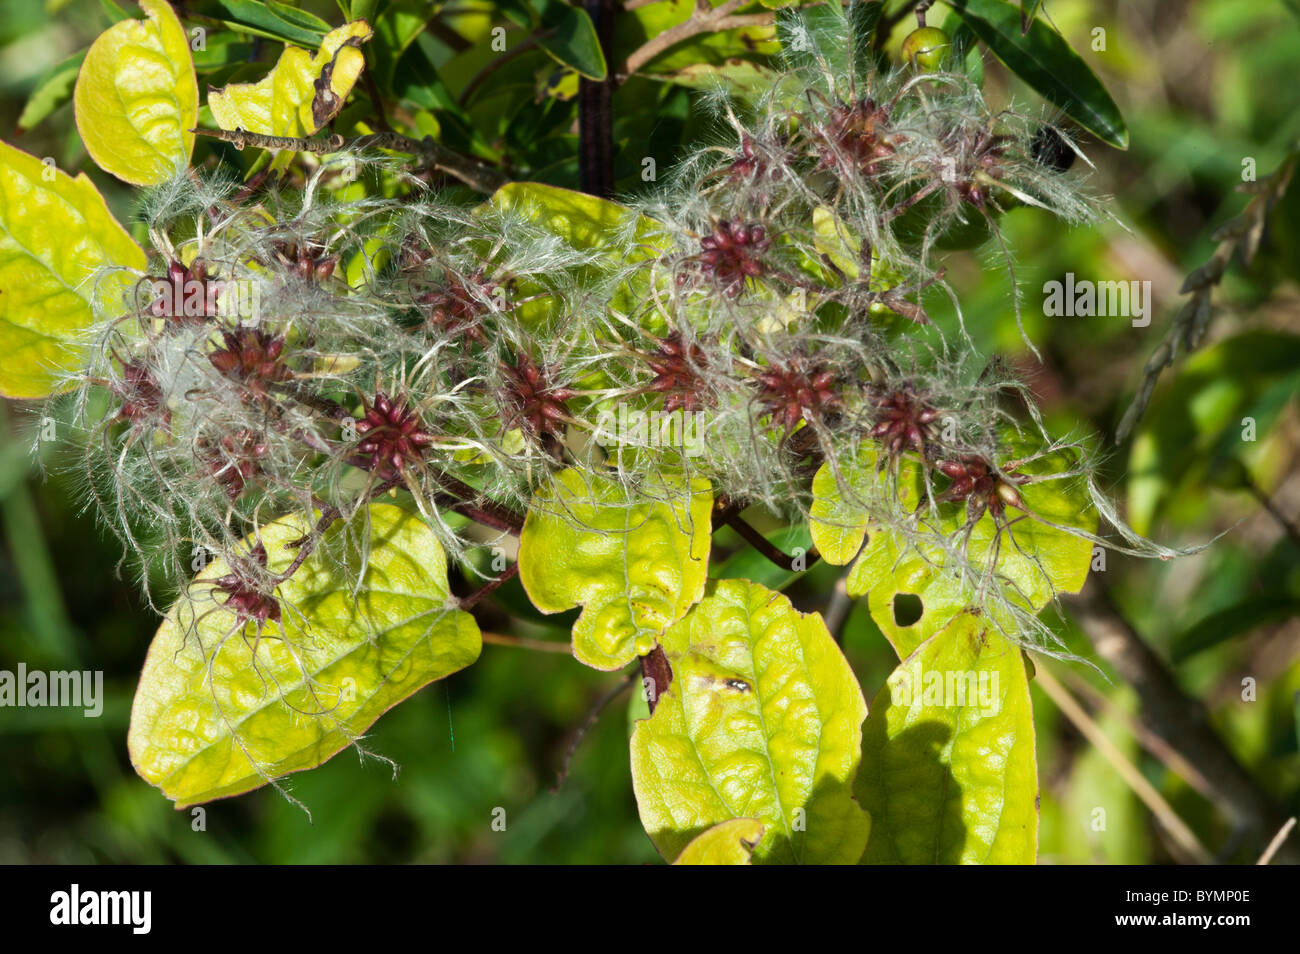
[207,326,292,397]
[500,354,575,451]
[644,334,712,414]
[683,221,772,299]
[351,392,434,482]
[869,386,941,459]
[213,542,280,626]
[755,357,843,436]
[113,361,170,429]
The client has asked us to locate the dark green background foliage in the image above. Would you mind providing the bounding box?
[1,0,1298,863]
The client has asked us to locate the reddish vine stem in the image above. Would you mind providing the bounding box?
[724,513,820,572]
[278,476,400,583]
[458,561,520,609]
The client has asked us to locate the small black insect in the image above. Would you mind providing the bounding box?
[1030,125,1076,173]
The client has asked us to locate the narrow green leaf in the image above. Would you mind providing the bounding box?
[17,51,86,133]
[518,467,712,670]
[1171,593,1300,663]
[631,579,871,864]
[534,0,608,80]
[219,0,330,47]
[948,0,1128,148]
[73,0,199,185]
[673,818,765,864]
[128,504,481,807]
[858,614,1038,863]
[0,141,145,399]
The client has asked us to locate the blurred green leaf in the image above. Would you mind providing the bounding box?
[1128,331,1300,534]
[948,0,1129,148]
[1172,593,1300,663]
[17,50,85,132]
[535,0,607,81]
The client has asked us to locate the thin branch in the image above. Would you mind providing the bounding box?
[1245,476,1300,548]
[191,127,508,194]
[1257,817,1297,865]
[1035,665,1213,865]
[481,631,572,653]
[552,669,637,791]
[620,0,771,79]
[458,561,520,609]
[1117,151,1298,441]
[1064,576,1300,864]
[725,512,819,572]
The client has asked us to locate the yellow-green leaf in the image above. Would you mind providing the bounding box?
[73,0,198,185]
[128,504,481,807]
[207,20,373,149]
[672,818,765,865]
[631,579,871,864]
[0,141,145,398]
[518,467,712,670]
[811,441,1094,658]
[857,614,1038,864]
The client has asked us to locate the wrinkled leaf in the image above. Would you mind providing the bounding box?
[631,579,871,864]
[488,182,668,324]
[858,614,1038,863]
[948,0,1128,149]
[128,504,481,807]
[518,467,712,670]
[0,141,145,398]
[208,20,374,151]
[73,0,198,184]
[673,817,765,864]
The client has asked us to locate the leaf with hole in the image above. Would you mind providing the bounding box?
[810,441,1095,657]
